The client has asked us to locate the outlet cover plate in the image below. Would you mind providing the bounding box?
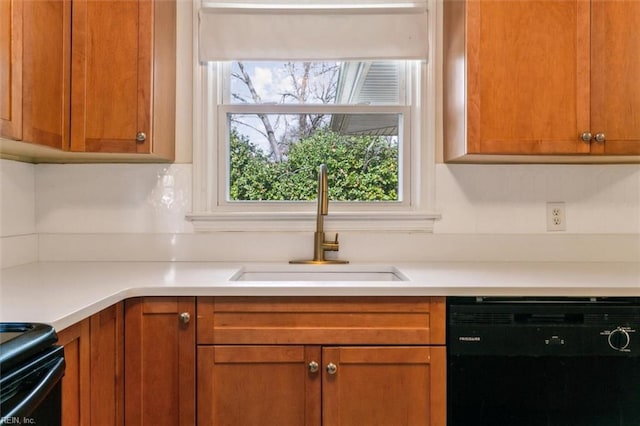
[546,202,566,231]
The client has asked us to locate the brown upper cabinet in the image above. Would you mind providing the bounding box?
[1,0,70,149]
[70,0,175,159]
[0,0,175,162]
[1,0,22,141]
[444,0,640,162]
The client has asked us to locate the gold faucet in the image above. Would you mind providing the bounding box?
[290,164,348,264]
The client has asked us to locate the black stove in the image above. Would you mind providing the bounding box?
[0,323,65,426]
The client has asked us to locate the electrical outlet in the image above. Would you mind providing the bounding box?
[546,202,566,231]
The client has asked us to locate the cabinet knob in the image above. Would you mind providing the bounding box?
[179,312,191,324]
[326,363,338,375]
[308,361,319,373]
[136,132,147,143]
[594,133,606,143]
[580,132,592,142]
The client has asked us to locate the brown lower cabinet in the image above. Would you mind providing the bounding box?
[124,297,195,426]
[57,319,90,425]
[196,296,446,426]
[57,296,445,425]
[57,303,124,426]
[198,344,445,426]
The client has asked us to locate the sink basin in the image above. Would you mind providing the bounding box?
[231,266,407,282]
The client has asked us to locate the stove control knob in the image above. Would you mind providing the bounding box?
[608,327,631,351]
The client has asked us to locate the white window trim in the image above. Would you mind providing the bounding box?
[188,0,441,232]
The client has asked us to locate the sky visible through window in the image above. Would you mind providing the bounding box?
[229,61,340,155]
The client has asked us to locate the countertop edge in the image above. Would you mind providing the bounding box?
[1,261,638,332]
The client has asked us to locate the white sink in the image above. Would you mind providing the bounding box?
[231,266,407,282]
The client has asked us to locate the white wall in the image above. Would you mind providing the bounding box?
[0,160,38,266]
[30,163,640,236]
[436,164,640,234]
[1,160,633,264]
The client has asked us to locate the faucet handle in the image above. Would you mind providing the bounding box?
[322,233,340,252]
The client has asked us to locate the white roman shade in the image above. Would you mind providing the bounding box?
[198,1,429,61]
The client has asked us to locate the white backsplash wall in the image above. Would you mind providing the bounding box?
[2,159,640,265]
[0,160,38,266]
[33,162,640,235]
[35,163,193,234]
[436,164,640,234]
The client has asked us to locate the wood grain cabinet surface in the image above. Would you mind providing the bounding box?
[124,297,196,426]
[0,0,175,162]
[0,0,23,141]
[57,303,124,426]
[0,0,70,149]
[197,296,446,426]
[57,296,445,425]
[57,318,90,426]
[70,0,175,159]
[444,0,640,162]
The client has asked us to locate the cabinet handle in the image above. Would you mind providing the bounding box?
[179,312,191,324]
[136,132,147,143]
[308,361,319,373]
[580,132,592,142]
[326,363,338,375]
[594,133,606,143]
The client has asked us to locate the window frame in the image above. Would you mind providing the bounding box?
[188,1,440,232]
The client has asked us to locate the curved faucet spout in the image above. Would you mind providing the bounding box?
[290,164,348,264]
[317,164,329,233]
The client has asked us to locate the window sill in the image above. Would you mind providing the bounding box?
[186,211,441,232]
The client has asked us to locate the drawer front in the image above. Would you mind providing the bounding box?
[197,296,445,345]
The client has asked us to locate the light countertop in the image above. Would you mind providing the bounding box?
[1,261,639,331]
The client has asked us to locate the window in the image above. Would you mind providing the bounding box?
[224,60,407,203]
[189,0,439,231]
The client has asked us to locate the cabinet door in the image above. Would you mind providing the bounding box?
[590,0,640,155]
[21,0,70,149]
[57,305,124,426]
[444,0,590,160]
[0,0,22,140]
[198,345,321,426]
[124,297,195,426]
[70,0,152,154]
[57,319,91,426]
[463,0,591,155]
[322,346,446,426]
[1,0,70,148]
[89,303,124,426]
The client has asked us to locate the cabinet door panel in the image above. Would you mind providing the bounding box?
[198,345,321,426]
[70,0,152,153]
[467,0,590,155]
[125,297,195,426]
[591,0,640,155]
[57,320,91,426]
[322,346,446,426]
[89,303,124,426]
[0,0,22,140]
[21,0,70,149]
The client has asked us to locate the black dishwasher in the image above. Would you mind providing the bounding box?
[447,297,640,426]
[0,323,65,426]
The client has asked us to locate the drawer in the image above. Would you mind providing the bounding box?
[196,296,445,345]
